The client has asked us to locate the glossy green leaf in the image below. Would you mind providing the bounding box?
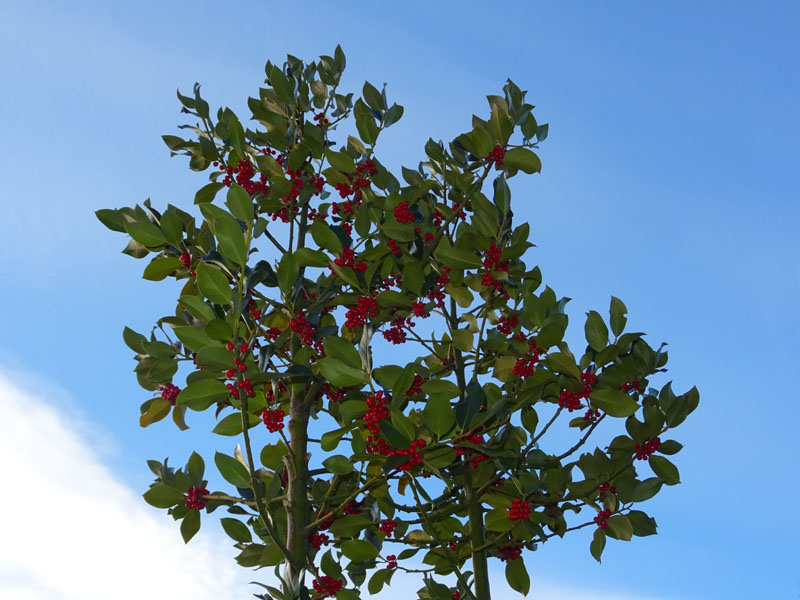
[589,388,639,417]
[277,253,298,294]
[178,295,216,323]
[178,378,229,411]
[322,455,355,475]
[504,147,542,173]
[590,528,606,562]
[609,296,628,337]
[143,484,184,509]
[585,310,609,351]
[195,262,232,304]
[126,221,166,247]
[310,219,343,254]
[172,326,217,352]
[324,336,361,369]
[325,149,356,173]
[220,517,252,543]
[195,181,225,204]
[317,357,365,387]
[649,455,680,485]
[423,396,455,437]
[214,451,251,488]
[215,216,247,266]
[226,184,253,222]
[505,556,530,596]
[354,98,378,145]
[341,539,379,562]
[180,507,201,543]
[605,515,633,541]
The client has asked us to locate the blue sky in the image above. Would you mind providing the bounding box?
[0,1,798,598]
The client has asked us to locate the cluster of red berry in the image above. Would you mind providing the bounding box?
[583,408,601,422]
[364,391,389,439]
[394,200,415,223]
[558,370,597,412]
[497,544,523,562]
[454,426,487,467]
[425,267,450,308]
[497,313,518,335]
[159,383,181,406]
[509,497,531,521]
[308,531,330,551]
[379,519,397,537]
[594,509,612,529]
[512,339,543,378]
[262,408,286,433]
[598,482,617,495]
[480,242,510,295]
[634,436,661,460]
[387,238,402,256]
[385,554,398,570]
[312,576,342,598]
[331,161,376,217]
[214,159,270,199]
[486,144,506,167]
[313,112,330,125]
[452,592,461,600]
[619,380,641,392]
[382,317,412,345]
[288,310,316,345]
[184,486,209,510]
[345,296,378,328]
[332,246,368,272]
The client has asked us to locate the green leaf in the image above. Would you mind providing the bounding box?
[321,428,346,452]
[452,329,474,352]
[195,345,235,370]
[493,175,511,215]
[605,515,633,541]
[455,380,483,429]
[172,326,217,352]
[609,296,628,337]
[215,215,247,266]
[187,451,205,481]
[627,510,658,537]
[214,451,251,488]
[354,98,378,145]
[325,149,356,173]
[630,477,663,502]
[195,262,232,305]
[123,326,147,353]
[649,455,681,485]
[423,396,455,437]
[220,517,252,543]
[180,508,201,543]
[226,184,253,222]
[589,388,640,417]
[277,253,299,294]
[504,147,542,173]
[195,181,225,204]
[403,261,424,296]
[590,528,606,562]
[585,310,609,351]
[139,398,171,427]
[228,115,246,155]
[178,379,230,411]
[95,208,126,232]
[260,441,289,470]
[322,455,355,475]
[362,81,385,111]
[324,336,361,369]
[317,357,365,387]
[295,248,329,268]
[143,484,184,509]
[665,386,700,427]
[421,379,460,400]
[368,568,393,595]
[470,127,493,158]
[178,295,216,323]
[310,218,343,254]
[434,244,482,270]
[505,556,530,596]
[212,412,259,436]
[126,221,166,247]
[545,352,580,379]
[341,539,379,562]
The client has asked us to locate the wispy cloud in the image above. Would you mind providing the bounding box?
[0,370,254,600]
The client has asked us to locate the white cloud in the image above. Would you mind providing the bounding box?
[0,368,668,599]
[0,370,255,600]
